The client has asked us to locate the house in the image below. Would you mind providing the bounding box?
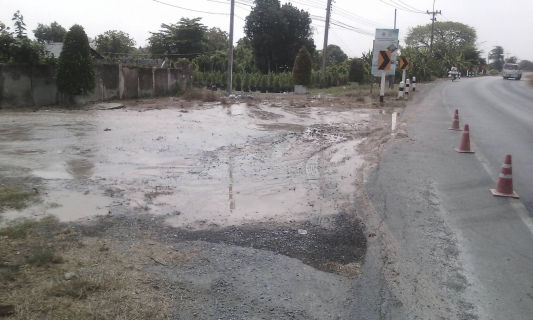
[44,42,104,59]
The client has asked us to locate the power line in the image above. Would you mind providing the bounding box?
[331,29,356,57]
[395,0,424,12]
[153,0,230,15]
[379,0,424,13]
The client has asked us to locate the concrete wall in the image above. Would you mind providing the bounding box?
[31,65,57,106]
[138,68,153,98]
[0,63,191,108]
[154,68,168,96]
[0,64,33,107]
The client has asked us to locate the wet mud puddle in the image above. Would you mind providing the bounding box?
[1,103,380,273]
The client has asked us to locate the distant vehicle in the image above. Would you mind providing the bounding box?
[502,63,522,80]
[448,69,459,81]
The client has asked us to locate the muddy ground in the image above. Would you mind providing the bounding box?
[0,89,406,319]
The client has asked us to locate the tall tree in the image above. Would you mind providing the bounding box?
[205,27,228,52]
[0,21,15,62]
[1,13,48,64]
[33,22,67,43]
[505,56,518,64]
[94,30,136,57]
[56,25,95,98]
[233,37,255,73]
[489,46,504,71]
[292,46,312,86]
[12,11,26,38]
[348,58,365,83]
[244,0,314,73]
[148,18,207,60]
[519,60,533,71]
[406,22,477,51]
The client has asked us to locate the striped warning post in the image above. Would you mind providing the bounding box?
[398,81,405,98]
[490,154,519,198]
[454,124,474,153]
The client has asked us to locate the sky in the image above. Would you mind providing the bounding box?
[1,0,532,62]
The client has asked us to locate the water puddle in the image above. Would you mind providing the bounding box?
[255,123,307,132]
[1,190,112,224]
[0,103,374,226]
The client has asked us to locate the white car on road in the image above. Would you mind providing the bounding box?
[502,63,522,80]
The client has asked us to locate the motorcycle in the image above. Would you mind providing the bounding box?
[448,70,460,81]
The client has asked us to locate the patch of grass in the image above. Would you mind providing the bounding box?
[0,186,34,212]
[202,90,218,102]
[0,267,19,281]
[2,239,173,319]
[0,216,58,239]
[28,249,64,266]
[181,89,204,101]
[48,278,100,300]
[180,89,220,103]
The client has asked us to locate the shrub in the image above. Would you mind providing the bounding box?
[273,75,280,92]
[292,46,312,86]
[243,73,250,91]
[260,75,267,91]
[56,25,95,98]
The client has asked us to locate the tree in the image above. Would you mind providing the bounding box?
[292,46,312,85]
[325,45,348,64]
[313,45,349,70]
[12,11,26,38]
[33,22,67,43]
[406,22,477,53]
[519,60,533,71]
[0,21,15,61]
[244,0,315,73]
[205,27,228,52]
[505,56,518,64]
[233,37,255,73]
[148,18,207,60]
[348,58,365,83]
[94,30,136,57]
[489,46,504,71]
[56,25,95,97]
[1,13,49,64]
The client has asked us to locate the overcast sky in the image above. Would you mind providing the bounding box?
[1,0,532,62]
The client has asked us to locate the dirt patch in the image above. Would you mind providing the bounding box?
[0,84,405,319]
[0,217,173,319]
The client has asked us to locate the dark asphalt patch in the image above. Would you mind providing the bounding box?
[79,212,367,276]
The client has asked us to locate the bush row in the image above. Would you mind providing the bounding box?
[193,71,352,92]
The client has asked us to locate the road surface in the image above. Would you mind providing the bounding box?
[362,76,533,319]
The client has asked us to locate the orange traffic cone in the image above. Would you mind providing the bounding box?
[449,110,461,131]
[490,154,519,198]
[454,124,474,153]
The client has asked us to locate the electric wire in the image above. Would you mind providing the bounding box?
[331,29,356,57]
[152,0,230,15]
[379,0,425,13]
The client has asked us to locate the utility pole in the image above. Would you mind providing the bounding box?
[427,1,441,51]
[226,0,235,93]
[321,0,333,82]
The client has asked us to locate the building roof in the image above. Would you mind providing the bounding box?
[44,42,104,59]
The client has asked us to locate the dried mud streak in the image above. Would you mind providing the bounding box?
[354,85,458,319]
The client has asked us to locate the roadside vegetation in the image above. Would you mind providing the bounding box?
[0,215,174,319]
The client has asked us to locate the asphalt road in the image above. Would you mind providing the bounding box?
[363,76,533,319]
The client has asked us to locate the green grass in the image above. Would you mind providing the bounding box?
[0,216,58,239]
[48,278,101,300]
[28,249,64,266]
[0,186,34,212]
[308,84,370,95]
